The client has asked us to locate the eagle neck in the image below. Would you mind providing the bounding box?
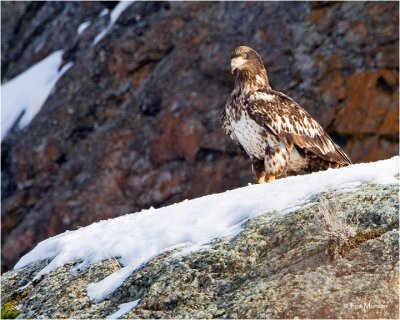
[235,68,271,94]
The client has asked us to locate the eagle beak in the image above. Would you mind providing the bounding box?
[230,61,236,74]
[230,57,246,74]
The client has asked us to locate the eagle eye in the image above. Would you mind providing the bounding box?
[241,53,248,59]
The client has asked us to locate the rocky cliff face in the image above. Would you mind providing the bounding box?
[1,1,399,272]
[1,183,398,319]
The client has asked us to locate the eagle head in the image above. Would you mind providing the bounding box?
[230,46,264,74]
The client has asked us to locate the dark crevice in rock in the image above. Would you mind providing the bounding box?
[1,2,45,81]
[69,125,95,143]
[101,2,118,11]
[139,93,163,117]
[380,134,399,143]
[1,142,16,201]
[376,75,395,94]
[55,153,68,167]
[310,1,339,10]
[336,220,399,258]
[4,4,64,80]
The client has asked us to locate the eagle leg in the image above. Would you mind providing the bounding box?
[251,158,266,184]
[264,143,290,182]
[264,144,276,183]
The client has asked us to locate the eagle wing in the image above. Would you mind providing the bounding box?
[247,90,351,165]
[220,108,241,147]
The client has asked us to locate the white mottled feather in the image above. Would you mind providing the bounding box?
[250,91,276,102]
[229,110,268,159]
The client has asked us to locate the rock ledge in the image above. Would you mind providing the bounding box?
[1,183,398,319]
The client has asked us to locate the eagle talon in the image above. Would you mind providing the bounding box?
[267,175,275,183]
[257,173,266,184]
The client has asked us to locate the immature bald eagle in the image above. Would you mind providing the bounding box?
[220,46,351,183]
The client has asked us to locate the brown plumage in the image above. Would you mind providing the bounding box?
[220,46,351,183]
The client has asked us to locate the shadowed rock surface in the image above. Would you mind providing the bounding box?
[1,183,398,319]
[1,1,399,271]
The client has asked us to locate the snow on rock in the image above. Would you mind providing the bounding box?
[106,299,140,319]
[1,50,73,140]
[99,8,109,17]
[77,21,91,34]
[92,1,134,46]
[14,157,399,301]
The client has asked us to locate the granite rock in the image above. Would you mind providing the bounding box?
[1,183,398,319]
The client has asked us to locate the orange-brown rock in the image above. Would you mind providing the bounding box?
[336,70,399,136]
[149,112,203,165]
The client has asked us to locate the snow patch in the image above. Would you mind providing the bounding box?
[77,21,91,34]
[92,1,134,46]
[14,157,399,302]
[1,51,73,140]
[99,8,109,17]
[106,299,140,319]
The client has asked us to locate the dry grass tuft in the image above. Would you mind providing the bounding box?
[304,199,361,259]
[315,200,359,245]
